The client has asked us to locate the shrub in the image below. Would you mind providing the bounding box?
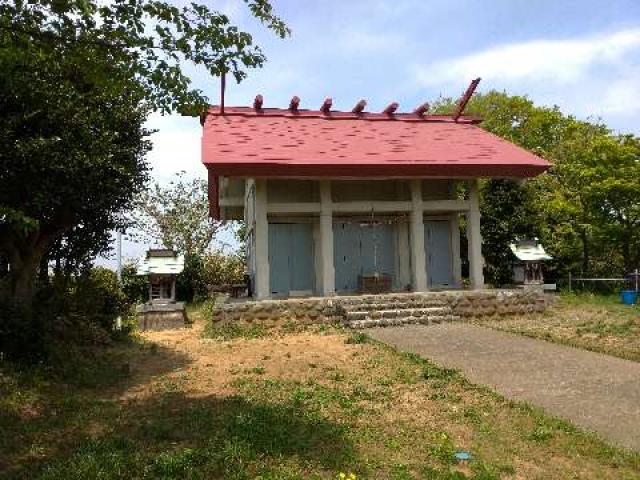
[202,251,245,287]
[176,254,207,303]
[0,267,136,364]
[121,263,147,305]
[176,251,245,303]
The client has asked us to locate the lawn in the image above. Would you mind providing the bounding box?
[478,293,640,362]
[1,308,640,479]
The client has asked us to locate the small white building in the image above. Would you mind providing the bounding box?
[201,90,550,299]
[136,249,185,304]
[510,239,552,286]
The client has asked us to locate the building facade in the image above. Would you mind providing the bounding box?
[202,98,549,299]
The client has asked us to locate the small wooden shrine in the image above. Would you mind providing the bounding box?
[510,239,552,287]
[136,249,186,330]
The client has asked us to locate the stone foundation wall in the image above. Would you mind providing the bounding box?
[207,289,550,326]
[208,297,344,326]
[448,290,549,318]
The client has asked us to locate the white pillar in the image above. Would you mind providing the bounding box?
[410,179,427,291]
[254,179,270,299]
[467,179,484,290]
[319,180,335,296]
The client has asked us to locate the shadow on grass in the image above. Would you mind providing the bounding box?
[13,391,354,479]
[2,335,353,479]
[0,338,193,477]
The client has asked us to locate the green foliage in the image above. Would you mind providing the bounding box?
[0,267,135,363]
[202,250,246,286]
[176,251,246,302]
[136,172,220,258]
[176,254,208,303]
[121,263,148,305]
[0,0,287,303]
[434,91,640,280]
[480,180,539,286]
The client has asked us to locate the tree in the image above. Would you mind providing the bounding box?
[0,0,288,303]
[433,90,640,279]
[136,172,220,257]
[479,180,540,286]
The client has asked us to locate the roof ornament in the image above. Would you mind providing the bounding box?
[253,94,264,110]
[352,99,367,114]
[414,102,429,117]
[289,95,300,112]
[382,102,399,115]
[320,97,332,114]
[453,77,481,122]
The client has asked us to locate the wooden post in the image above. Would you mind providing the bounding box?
[352,99,367,114]
[453,78,481,121]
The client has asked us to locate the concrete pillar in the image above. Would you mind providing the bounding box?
[450,213,462,287]
[467,179,484,290]
[254,179,270,299]
[319,180,335,295]
[410,179,427,291]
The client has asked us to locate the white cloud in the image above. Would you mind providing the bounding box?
[339,29,405,54]
[413,29,640,86]
[145,114,203,184]
[598,70,640,116]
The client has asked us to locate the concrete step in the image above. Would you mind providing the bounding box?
[345,306,451,321]
[345,314,461,329]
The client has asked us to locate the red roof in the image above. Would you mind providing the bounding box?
[201,106,550,178]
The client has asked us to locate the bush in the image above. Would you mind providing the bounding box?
[176,251,245,303]
[121,263,148,305]
[176,254,207,303]
[73,267,130,331]
[0,267,136,364]
[202,251,245,287]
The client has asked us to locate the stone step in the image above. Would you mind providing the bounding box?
[342,301,448,312]
[345,314,461,329]
[345,306,451,321]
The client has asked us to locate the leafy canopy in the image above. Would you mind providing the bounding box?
[136,172,220,258]
[0,0,288,300]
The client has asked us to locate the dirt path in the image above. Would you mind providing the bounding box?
[367,323,640,451]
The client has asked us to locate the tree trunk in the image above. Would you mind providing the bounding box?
[580,228,590,275]
[3,231,55,305]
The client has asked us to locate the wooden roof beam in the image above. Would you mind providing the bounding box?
[453,78,481,122]
[320,97,332,114]
[382,102,399,115]
[289,95,300,112]
[352,99,367,114]
[253,94,264,110]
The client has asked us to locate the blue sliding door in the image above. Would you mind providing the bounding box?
[333,221,395,293]
[425,220,453,287]
[269,223,314,296]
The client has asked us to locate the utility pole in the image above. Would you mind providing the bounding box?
[116,231,123,283]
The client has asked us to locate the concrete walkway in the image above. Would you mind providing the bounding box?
[367,323,640,451]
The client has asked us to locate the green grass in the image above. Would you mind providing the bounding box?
[479,292,640,361]
[2,312,640,479]
[203,321,268,340]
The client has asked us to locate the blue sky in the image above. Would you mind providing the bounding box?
[113,0,640,263]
